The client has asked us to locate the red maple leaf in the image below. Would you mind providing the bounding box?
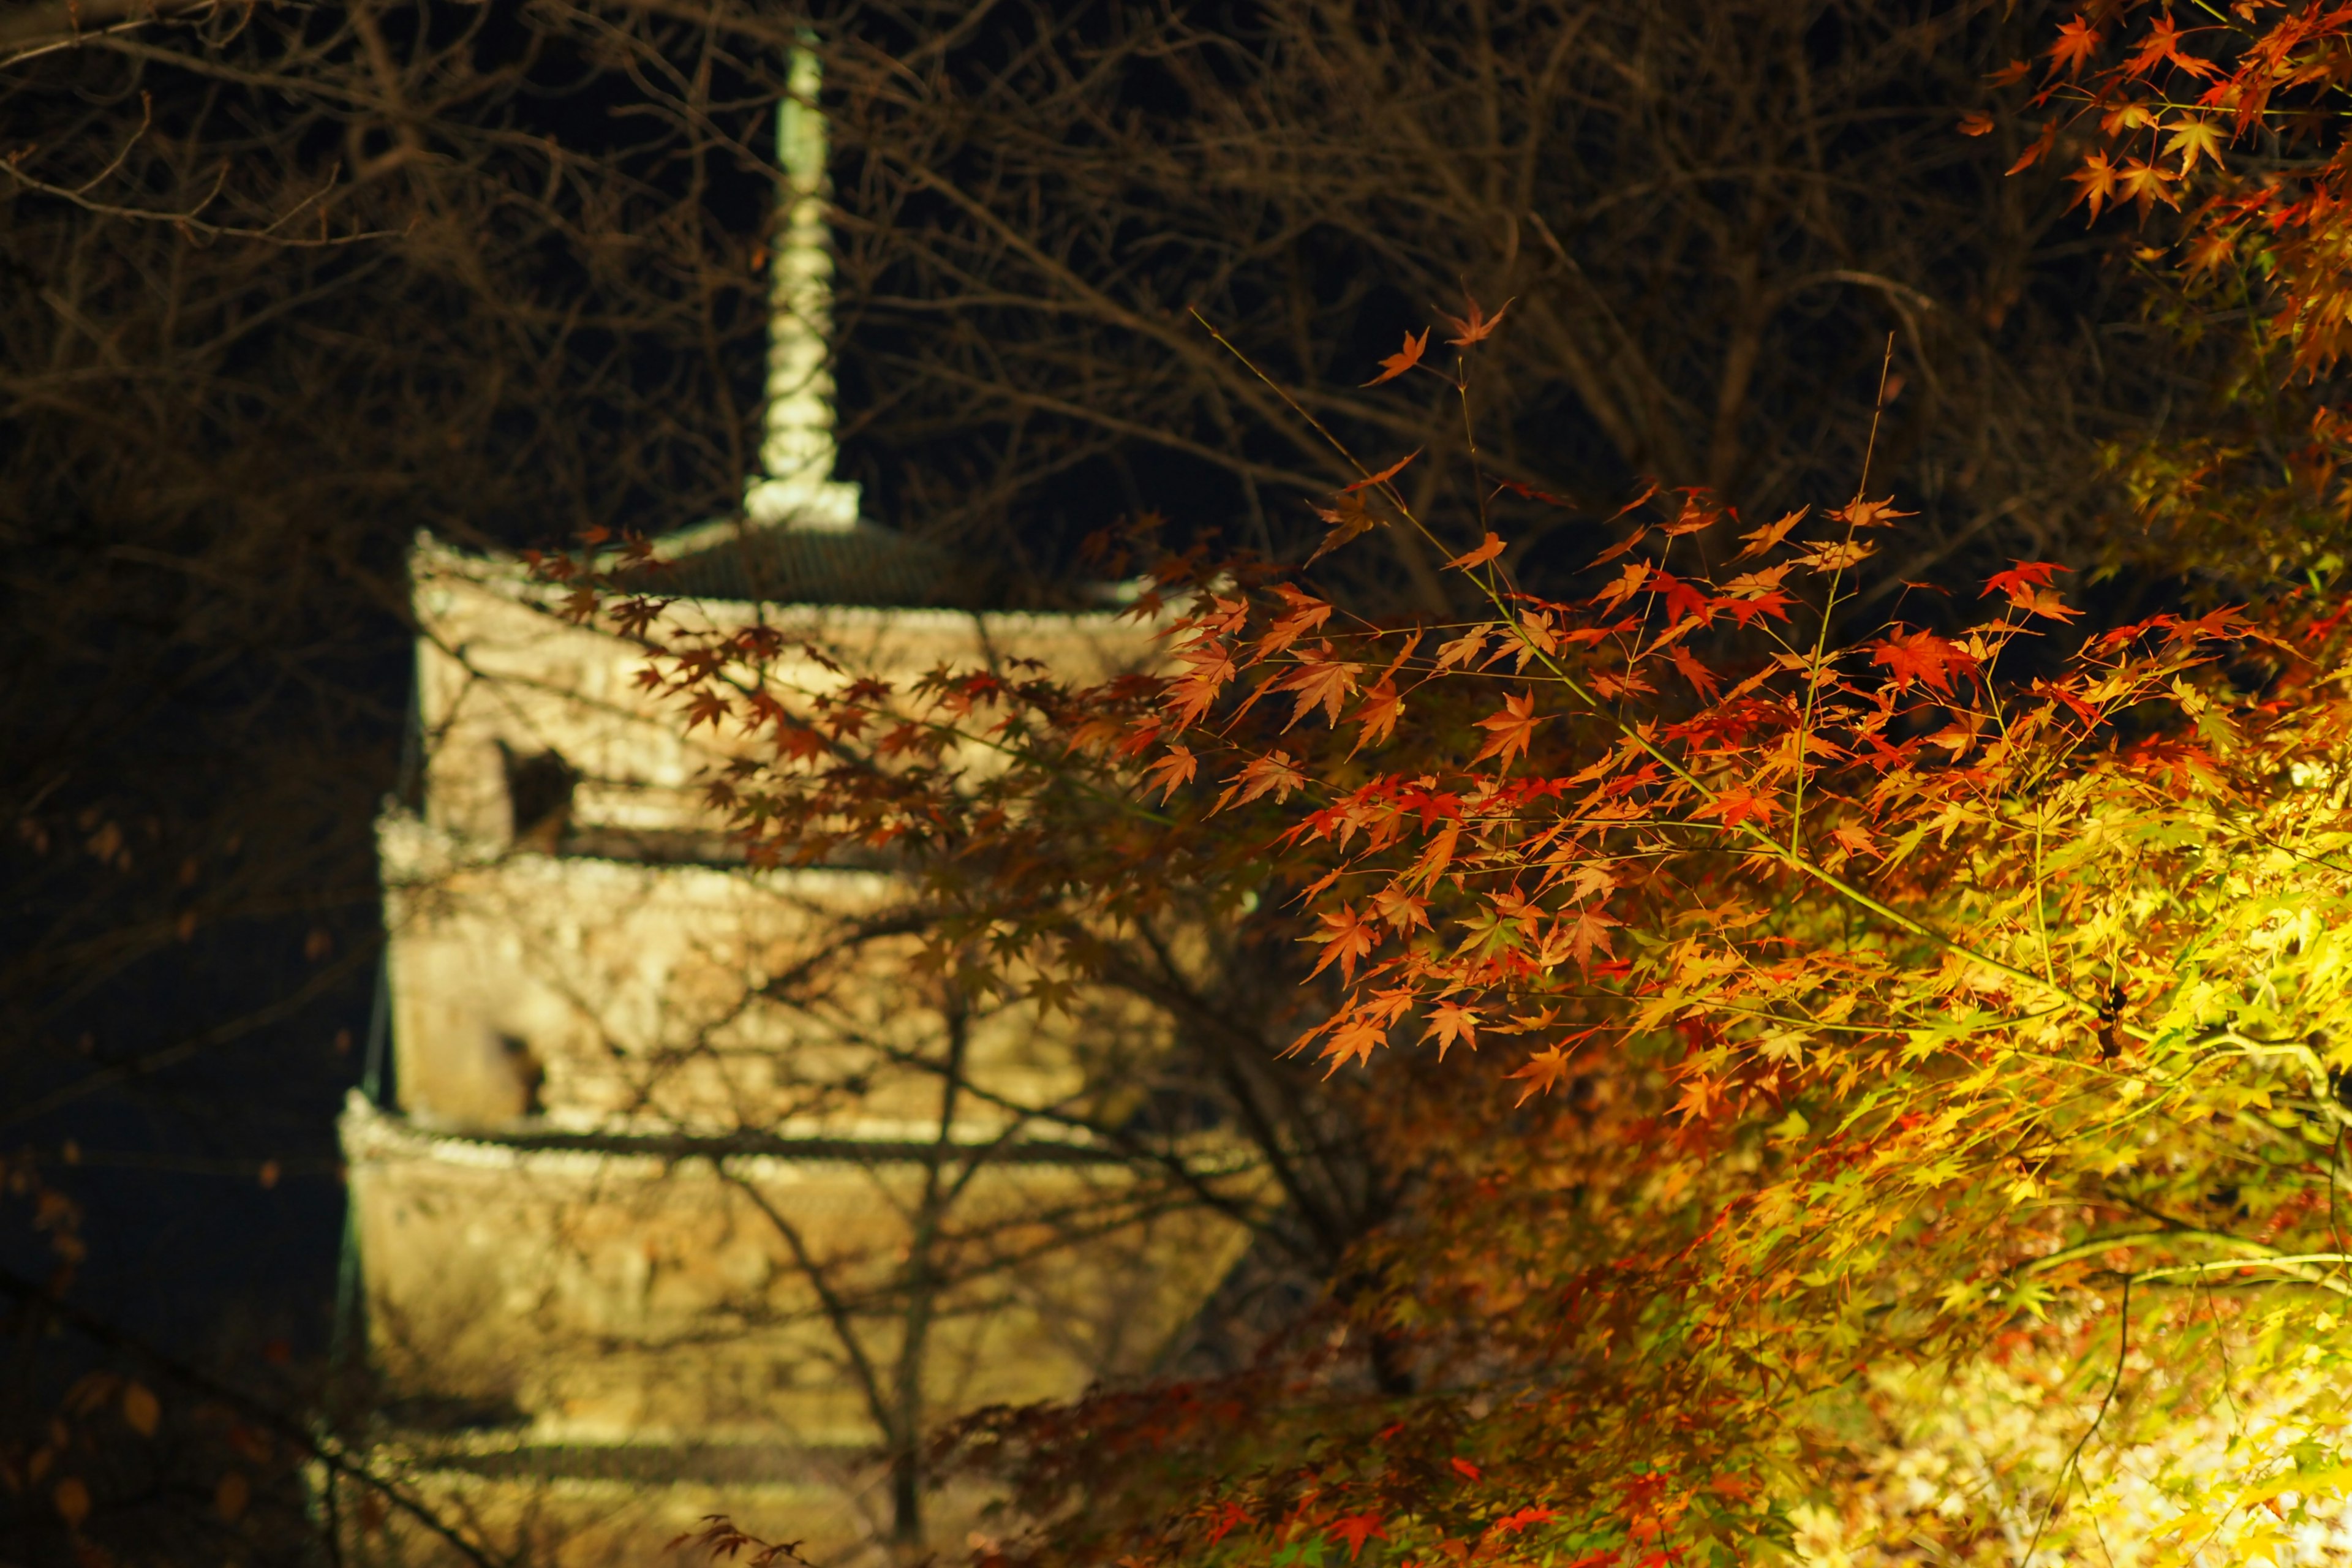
[1983,560,2081,620]
[1705,789,1775,831]
[1668,643,1721,701]
[1870,628,1971,696]
[1327,1515,1389,1561]
[1492,1506,1558,1536]
[1648,569,1713,626]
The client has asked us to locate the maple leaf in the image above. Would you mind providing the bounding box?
[1307,492,1382,565]
[1492,1506,1558,1536]
[1981,560,2084,621]
[1830,496,1911,529]
[1425,999,1480,1059]
[1651,570,1711,625]
[1257,585,1334,657]
[1434,626,1489,670]
[1438,293,1513,346]
[1668,643,1722,701]
[2046,14,2102,80]
[2008,120,2057,175]
[2127,13,2218,80]
[1472,690,1544,769]
[1704,789,1774,831]
[1348,681,1404,756]
[1830,822,1877,858]
[1326,1514,1389,1561]
[1216,750,1306,810]
[1166,641,1237,731]
[2115,157,2181,216]
[1958,110,1995,137]
[1343,448,1423,494]
[1794,538,1876,574]
[2163,603,2248,646]
[1307,905,1379,981]
[1658,491,1720,537]
[1319,1012,1389,1074]
[1505,1045,1574,1107]
[1140,744,1197,802]
[1870,628,1970,696]
[1733,506,1808,560]
[1450,1457,1483,1482]
[1717,590,1795,629]
[1555,907,1620,970]
[1204,1504,1250,1547]
[1446,532,1506,570]
[1494,478,1578,508]
[2182,225,2238,279]
[1276,650,1361,731]
[1363,326,1429,386]
[2165,114,2227,174]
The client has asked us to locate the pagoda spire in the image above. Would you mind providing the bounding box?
[744,43,860,532]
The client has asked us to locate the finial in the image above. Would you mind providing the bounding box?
[745,42,861,532]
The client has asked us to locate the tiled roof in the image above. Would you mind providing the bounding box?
[638,522,989,608]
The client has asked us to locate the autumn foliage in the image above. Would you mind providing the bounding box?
[549,7,2352,1562]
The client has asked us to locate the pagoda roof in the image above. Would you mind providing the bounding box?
[639,520,990,609]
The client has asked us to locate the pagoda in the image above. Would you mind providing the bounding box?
[337,48,1252,1567]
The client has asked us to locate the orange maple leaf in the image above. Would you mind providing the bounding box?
[1733,506,1808,560]
[2126,13,2217,80]
[1472,690,1544,769]
[1341,448,1423,494]
[1216,750,1306,811]
[2046,14,2102,80]
[1439,293,1513,346]
[1140,744,1197,802]
[1425,999,1479,1059]
[1319,1012,1388,1074]
[1257,585,1334,657]
[1556,907,1619,970]
[1505,1045,1574,1107]
[2007,120,2057,175]
[1446,532,1506,570]
[1830,822,1878,858]
[1277,652,1362,731]
[1307,905,1379,982]
[1363,327,1430,386]
[1348,680,1404,757]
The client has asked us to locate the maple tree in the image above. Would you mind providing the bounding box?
[1993,0,2352,590]
[552,276,2352,1559]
